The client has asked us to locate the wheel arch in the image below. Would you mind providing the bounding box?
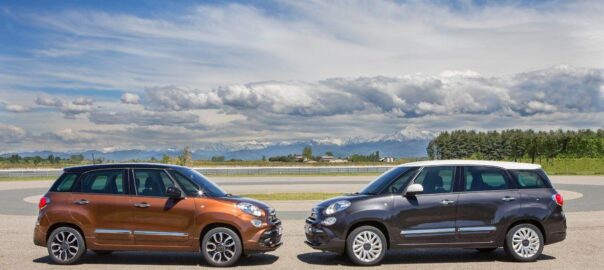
[505,218,546,243]
[346,220,391,249]
[199,222,243,249]
[46,222,86,245]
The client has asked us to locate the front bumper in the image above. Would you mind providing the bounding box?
[304,223,345,253]
[304,209,346,254]
[243,212,283,254]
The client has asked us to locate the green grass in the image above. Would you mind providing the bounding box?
[517,158,604,175]
[241,192,344,201]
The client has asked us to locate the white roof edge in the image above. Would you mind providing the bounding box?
[397,160,541,170]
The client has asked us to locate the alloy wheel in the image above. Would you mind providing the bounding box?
[205,232,237,264]
[50,231,80,262]
[511,227,541,258]
[351,230,383,263]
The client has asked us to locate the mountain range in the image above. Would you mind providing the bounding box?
[2,127,433,161]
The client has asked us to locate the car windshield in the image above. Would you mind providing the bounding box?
[359,166,413,195]
[174,167,228,197]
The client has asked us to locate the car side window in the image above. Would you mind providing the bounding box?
[80,170,126,195]
[413,166,455,194]
[464,166,510,191]
[383,167,419,194]
[510,170,547,189]
[133,169,175,197]
[50,173,79,192]
[169,171,201,196]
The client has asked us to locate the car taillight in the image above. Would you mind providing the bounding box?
[38,196,51,210]
[552,193,564,206]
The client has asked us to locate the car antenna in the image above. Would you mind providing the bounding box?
[91,153,96,165]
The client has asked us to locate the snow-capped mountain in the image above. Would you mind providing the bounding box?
[4,127,434,161]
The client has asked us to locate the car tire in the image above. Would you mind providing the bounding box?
[47,226,86,265]
[504,224,544,262]
[201,227,242,267]
[92,250,113,255]
[346,226,387,266]
[476,248,497,253]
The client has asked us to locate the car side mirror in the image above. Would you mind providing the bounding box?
[404,183,423,196]
[166,186,183,198]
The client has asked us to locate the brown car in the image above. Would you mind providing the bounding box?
[33,164,282,267]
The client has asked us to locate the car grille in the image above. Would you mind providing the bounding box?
[268,208,280,225]
[306,208,319,223]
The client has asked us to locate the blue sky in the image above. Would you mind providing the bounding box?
[0,0,603,151]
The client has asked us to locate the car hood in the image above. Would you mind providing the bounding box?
[316,193,372,209]
[215,196,273,211]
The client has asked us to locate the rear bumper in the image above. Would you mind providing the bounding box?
[33,213,49,247]
[545,209,567,245]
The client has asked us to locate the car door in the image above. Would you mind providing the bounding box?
[456,166,520,243]
[130,168,196,247]
[393,166,459,245]
[69,169,134,246]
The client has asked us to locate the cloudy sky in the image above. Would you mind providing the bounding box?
[1,0,603,152]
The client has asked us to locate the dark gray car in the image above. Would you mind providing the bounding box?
[305,160,566,266]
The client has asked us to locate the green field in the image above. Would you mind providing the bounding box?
[519,158,604,175]
[0,158,602,182]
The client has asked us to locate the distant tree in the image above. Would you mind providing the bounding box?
[302,146,313,159]
[178,146,193,166]
[33,156,43,165]
[161,154,171,164]
[261,155,267,162]
[47,154,55,164]
[211,156,226,162]
[325,151,334,156]
[149,156,158,162]
[70,154,84,163]
[427,129,604,161]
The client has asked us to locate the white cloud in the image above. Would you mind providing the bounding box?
[72,97,94,105]
[142,65,604,118]
[120,92,140,104]
[3,103,31,113]
[34,96,62,107]
[34,96,94,118]
[0,124,27,143]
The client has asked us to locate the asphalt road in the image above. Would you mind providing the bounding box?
[0,175,603,269]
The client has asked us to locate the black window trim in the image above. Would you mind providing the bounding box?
[129,168,190,198]
[71,168,131,196]
[459,165,519,194]
[509,169,552,189]
[166,169,203,197]
[405,165,458,196]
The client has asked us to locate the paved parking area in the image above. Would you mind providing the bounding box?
[0,175,603,269]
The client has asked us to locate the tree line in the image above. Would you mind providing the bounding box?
[427,129,604,162]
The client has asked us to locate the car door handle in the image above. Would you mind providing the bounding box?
[502,196,516,202]
[73,199,89,205]
[440,199,455,205]
[134,202,151,208]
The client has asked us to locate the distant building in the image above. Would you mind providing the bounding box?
[380,157,396,163]
[293,155,308,162]
[320,155,335,162]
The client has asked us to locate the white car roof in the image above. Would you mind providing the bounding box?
[398,160,541,170]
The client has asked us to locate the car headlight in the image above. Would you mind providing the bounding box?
[324,200,351,215]
[237,202,263,217]
[321,217,337,226]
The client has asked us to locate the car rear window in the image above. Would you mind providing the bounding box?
[510,170,549,189]
[49,173,79,192]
